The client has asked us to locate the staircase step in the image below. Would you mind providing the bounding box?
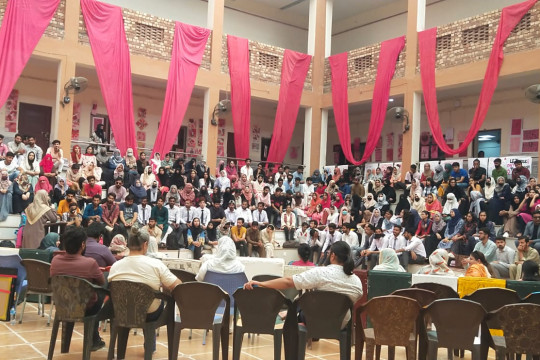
[0,214,22,228]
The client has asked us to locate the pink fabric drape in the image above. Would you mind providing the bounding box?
[81,0,136,155]
[0,0,60,108]
[266,50,312,164]
[419,0,537,155]
[152,22,210,157]
[329,36,405,165]
[227,35,251,161]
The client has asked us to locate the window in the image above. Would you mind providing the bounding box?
[258,52,280,69]
[436,34,452,52]
[135,23,165,42]
[461,24,490,46]
[353,55,373,72]
[512,13,531,34]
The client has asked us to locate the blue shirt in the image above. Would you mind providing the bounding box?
[450,168,468,183]
[83,203,103,220]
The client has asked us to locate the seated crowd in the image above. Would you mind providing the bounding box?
[1,134,540,279]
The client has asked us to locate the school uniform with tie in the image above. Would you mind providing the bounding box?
[196,206,211,227]
[252,209,269,226]
[137,204,152,226]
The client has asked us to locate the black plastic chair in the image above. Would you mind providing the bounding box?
[252,274,300,303]
[392,288,437,308]
[423,299,486,360]
[233,287,290,360]
[295,290,353,360]
[412,282,459,299]
[48,275,112,360]
[171,282,230,360]
[107,281,174,360]
[20,259,54,325]
[170,268,197,283]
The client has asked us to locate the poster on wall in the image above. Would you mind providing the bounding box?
[217,118,225,157]
[4,89,18,132]
[420,159,464,173]
[510,136,521,153]
[71,102,81,140]
[511,118,522,136]
[522,141,538,153]
[398,134,403,160]
[523,129,539,141]
[486,156,532,177]
[363,162,379,179]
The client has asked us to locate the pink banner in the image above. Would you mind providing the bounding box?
[418,0,537,155]
[266,50,312,164]
[0,0,60,108]
[152,22,210,157]
[81,0,137,155]
[227,35,251,160]
[329,36,405,165]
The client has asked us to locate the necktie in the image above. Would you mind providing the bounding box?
[201,209,205,224]
[187,209,190,223]
[259,212,262,222]
[142,207,147,225]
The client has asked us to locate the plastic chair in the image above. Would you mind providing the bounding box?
[487,303,540,360]
[107,281,174,360]
[423,299,486,360]
[295,290,353,360]
[252,274,301,303]
[392,288,437,308]
[20,259,54,325]
[356,295,421,360]
[463,287,521,312]
[233,287,289,360]
[521,292,540,305]
[48,275,112,360]
[0,254,27,305]
[171,282,230,360]
[411,282,459,299]
[170,268,197,282]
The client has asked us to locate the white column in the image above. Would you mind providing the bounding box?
[410,92,422,164]
[319,110,328,170]
[207,0,216,29]
[303,108,313,174]
[417,0,426,31]
[202,89,211,160]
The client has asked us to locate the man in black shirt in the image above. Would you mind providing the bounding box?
[268,187,285,227]
[210,200,226,225]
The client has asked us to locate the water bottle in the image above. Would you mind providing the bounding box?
[10,306,16,325]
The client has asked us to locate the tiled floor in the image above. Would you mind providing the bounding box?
[2,302,496,359]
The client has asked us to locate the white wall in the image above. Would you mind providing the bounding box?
[331,0,525,55]
[223,8,308,52]
[101,0,208,27]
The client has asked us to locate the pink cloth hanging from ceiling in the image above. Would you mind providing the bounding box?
[0,0,60,108]
[329,36,405,165]
[80,0,136,155]
[227,35,251,161]
[152,22,210,157]
[419,0,537,155]
[266,50,312,164]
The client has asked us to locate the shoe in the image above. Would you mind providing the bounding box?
[91,339,106,352]
[503,232,509,238]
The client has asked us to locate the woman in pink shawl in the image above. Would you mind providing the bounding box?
[226,160,238,180]
[179,183,196,206]
[320,192,332,209]
[332,192,345,209]
[35,175,53,195]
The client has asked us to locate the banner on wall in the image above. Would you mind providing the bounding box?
[486,156,532,177]
[363,162,399,180]
[468,157,489,173]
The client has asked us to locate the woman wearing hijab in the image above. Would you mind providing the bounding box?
[320,192,332,209]
[199,185,211,204]
[424,211,446,256]
[438,208,463,251]
[417,249,454,276]
[146,181,162,206]
[239,173,251,191]
[187,217,206,260]
[395,193,410,216]
[150,152,161,174]
[469,191,486,218]
[22,190,58,248]
[432,164,444,187]
[215,170,231,192]
[305,193,321,217]
[140,166,156,190]
[184,157,196,175]
[425,193,442,216]
[311,169,323,185]
[215,160,225,177]
[161,153,174,174]
[513,174,528,201]
[369,208,383,227]
[362,193,377,212]
[35,175,53,196]
[195,236,245,281]
[95,146,109,167]
[110,234,129,258]
[166,185,181,204]
[21,151,40,189]
[186,169,200,190]
[124,148,138,186]
[53,177,68,205]
[39,153,56,185]
[409,193,426,213]
[373,248,406,272]
[170,167,185,189]
[484,177,495,201]
[374,193,389,213]
[420,163,434,187]
[156,166,170,189]
[113,163,125,182]
[12,174,34,214]
[241,186,256,209]
[108,149,125,170]
[137,152,149,175]
[451,212,478,257]
[500,195,521,237]
[332,168,342,183]
[222,187,234,209]
[38,232,60,253]
[442,193,458,217]
[81,146,102,181]
[488,176,512,225]
[225,160,238,180]
[381,178,396,204]
[332,192,345,210]
[337,207,352,227]
[0,170,13,221]
[91,123,107,143]
[71,145,82,165]
[179,183,196,206]
[129,179,147,204]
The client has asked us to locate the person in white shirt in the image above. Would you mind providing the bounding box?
[341,223,359,249]
[281,204,296,242]
[224,201,238,224]
[46,139,64,172]
[25,136,43,162]
[137,197,152,226]
[252,202,269,227]
[244,241,363,328]
[360,228,387,269]
[396,227,427,270]
[294,222,310,244]
[163,197,181,247]
[302,177,315,197]
[252,175,266,196]
[274,165,286,184]
[7,133,25,162]
[240,158,254,181]
[235,200,253,226]
[178,198,196,240]
[0,152,22,181]
[320,223,342,265]
[325,206,339,226]
[196,198,211,229]
[384,225,407,259]
[490,236,516,278]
